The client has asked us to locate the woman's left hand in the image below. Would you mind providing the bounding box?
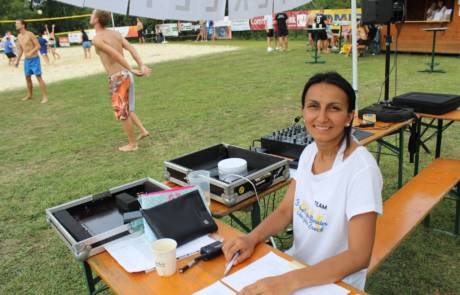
[238,275,294,295]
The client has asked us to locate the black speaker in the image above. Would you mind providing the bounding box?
[361,0,406,24]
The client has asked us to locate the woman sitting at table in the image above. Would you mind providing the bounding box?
[223,72,383,294]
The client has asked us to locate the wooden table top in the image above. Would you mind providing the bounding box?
[353,118,413,146]
[417,109,460,121]
[87,220,365,295]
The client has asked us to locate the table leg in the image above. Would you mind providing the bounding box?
[82,261,108,295]
[314,32,319,62]
[251,202,261,229]
[398,127,404,188]
[83,262,96,295]
[430,31,437,72]
[419,30,445,73]
[435,119,443,158]
[414,117,422,176]
[306,31,325,64]
[338,25,343,52]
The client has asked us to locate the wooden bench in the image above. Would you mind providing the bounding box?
[368,158,460,276]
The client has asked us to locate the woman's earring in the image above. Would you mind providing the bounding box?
[346,123,351,127]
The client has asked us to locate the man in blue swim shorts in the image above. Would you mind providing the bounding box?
[15,19,48,104]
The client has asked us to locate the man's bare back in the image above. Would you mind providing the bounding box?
[94,30,125,76]
[18,31,39,59]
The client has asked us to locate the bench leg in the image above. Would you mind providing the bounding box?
[455,183,460,235]
[423,214,431,228]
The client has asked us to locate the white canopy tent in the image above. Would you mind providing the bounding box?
[56,0,359,108]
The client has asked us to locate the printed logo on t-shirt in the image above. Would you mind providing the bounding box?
[295,198,328,232]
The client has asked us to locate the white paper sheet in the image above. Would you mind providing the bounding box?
[193,281,236,295]
[105,234,155,273]
[222,252,350,295]
[105,234,216,273]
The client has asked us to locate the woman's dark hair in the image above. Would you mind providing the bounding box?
[301,72,356,148]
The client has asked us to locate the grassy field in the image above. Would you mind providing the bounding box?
[0,40,459,295]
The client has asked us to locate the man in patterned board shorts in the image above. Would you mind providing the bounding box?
[90,10,151,152]
[15,19,48,104]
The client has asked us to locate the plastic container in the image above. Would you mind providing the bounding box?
[218,158,248,182]
[187,170,211,208]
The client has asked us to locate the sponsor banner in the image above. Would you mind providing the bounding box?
[250,9,361,31]
[58,36,70,47]
[110,26,139,38]
[179,22,195,32]
[250,16,266,31]
[160,23,179,37]
[68,32,82,43]
[64,26,137,44]
[231,19,251,31]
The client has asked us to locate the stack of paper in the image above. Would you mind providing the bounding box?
[105,233,216,273]
[195,252,350,295]
[193,282,235,295]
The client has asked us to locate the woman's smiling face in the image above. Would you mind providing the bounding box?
[302,82,353,145]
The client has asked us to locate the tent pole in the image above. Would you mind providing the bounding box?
[351,0,358,112]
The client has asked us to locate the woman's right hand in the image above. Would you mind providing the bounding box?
[222,234,257,266]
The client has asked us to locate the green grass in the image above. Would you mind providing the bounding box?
[0,40,459,294]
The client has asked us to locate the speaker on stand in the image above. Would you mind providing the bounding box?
[359,1,411,123]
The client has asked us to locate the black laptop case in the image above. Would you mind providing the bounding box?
[142,190,218,246]
[392,92,460,115]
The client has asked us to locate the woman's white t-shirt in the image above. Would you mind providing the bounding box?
[286,141,383,290]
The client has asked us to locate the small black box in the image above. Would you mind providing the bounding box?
[115,193,140,213]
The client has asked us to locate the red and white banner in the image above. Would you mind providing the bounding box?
[250,9,361,31]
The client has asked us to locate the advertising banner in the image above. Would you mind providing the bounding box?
[231,19,251,31]
[249,9,361,31]
[159,23,179,37]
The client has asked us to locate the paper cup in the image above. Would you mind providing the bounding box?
[152,238,177,277]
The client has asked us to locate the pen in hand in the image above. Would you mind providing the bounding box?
[223,251,240,276]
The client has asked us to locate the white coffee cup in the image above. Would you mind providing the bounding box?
[152,238,177,277]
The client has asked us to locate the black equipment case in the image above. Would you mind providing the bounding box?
[393,92,460,115]
[46,178,169,261]
[164,144,290,206]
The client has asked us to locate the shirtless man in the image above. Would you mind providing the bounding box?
[90,10,151,152]
[15,19,48,104]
